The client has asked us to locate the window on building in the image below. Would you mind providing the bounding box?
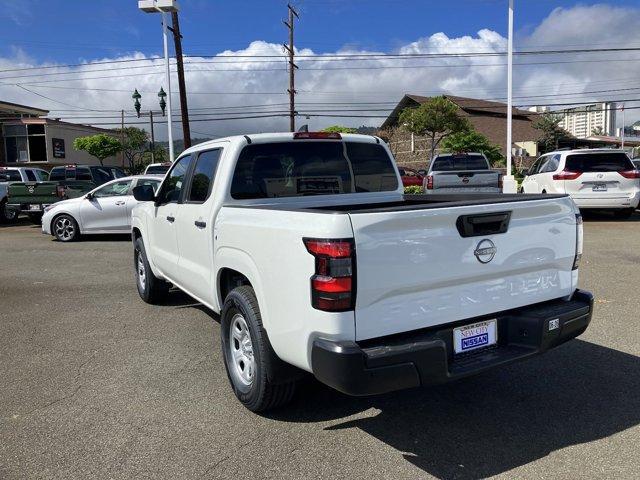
[2,123,47,163]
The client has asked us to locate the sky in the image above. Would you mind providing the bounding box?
[1,0,640,140]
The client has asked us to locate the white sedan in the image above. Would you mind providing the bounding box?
[42,175,162,242]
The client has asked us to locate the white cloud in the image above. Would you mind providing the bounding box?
[0,4,639,140]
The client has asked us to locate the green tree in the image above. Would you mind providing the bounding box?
[115,127,148,171]
[441,130,505,167]
[533,113,572,153]
[398,96,470,160]
[73,134,122,166]
[322,125,357,134]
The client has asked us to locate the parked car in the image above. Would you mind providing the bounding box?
[0,167,49,222]
[521,149,640,218]
[144,162,172,175]
[7,164,126,224]
[424,152,502,193]
[130,131,592,412]
[41,175,162,242]
[398,167,424,187]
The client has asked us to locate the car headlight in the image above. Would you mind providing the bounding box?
[43,205,54,214]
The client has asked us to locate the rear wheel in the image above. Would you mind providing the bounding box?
[613,208,635,220]
[221,286,297,412]
[0,200,17,223]
[134,237,170,304]
[27,213,43,224]
[52,214,80,242]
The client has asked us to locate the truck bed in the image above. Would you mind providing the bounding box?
[227,193,568,214]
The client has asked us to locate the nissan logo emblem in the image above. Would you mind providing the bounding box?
[474,239,497,264]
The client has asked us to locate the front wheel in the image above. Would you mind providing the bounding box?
[221,286,297,412]
[52,214,80,242]
[133,237,170,304]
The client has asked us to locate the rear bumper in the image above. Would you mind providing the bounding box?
[571,193,640,209]
[311,290,594,396]
[8,202,54,213]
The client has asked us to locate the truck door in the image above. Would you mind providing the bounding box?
[150,155,192,280]
[173,148,222,303]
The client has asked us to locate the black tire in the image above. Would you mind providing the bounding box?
[52,214,80,242]
[27,213,43,224]
[133,237,170,304]
[221,286,296,412]
[613,208,635,220]
[0,200,17,223]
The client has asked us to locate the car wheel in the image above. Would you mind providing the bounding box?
[133,237,170,304]
[221,285,297,412]
[0,201,17,223]
[613,208,635,220]
[27,213,43,224]
[52,214,80,242]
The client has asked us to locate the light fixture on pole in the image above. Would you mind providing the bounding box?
[502,0,518,193]
[158,87,167,116]
[138,0,178,163]
[132,89,142,118]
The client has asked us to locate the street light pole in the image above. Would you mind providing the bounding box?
[503,0,517,193]
[161,12,174,163]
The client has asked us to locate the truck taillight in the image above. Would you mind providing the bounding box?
[553,170,582,181]
[304,238,355,312]
[426,175,434,190]
[573,213,583,271]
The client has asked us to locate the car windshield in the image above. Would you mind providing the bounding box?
[145,165,170,175]
[565,152,634,172]
[431,154,489,171]
[230,141,398,199]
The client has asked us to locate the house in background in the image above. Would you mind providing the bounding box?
[0,100,120,168]
[380,94,542,168]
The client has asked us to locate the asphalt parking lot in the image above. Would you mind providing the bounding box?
[1,214,640,480]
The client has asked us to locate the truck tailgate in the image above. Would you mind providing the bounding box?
[433,170,499,191]
[350,197,577,340]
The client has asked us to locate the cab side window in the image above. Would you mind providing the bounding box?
[93,180,133,198]
[540,154,560,173]
[25,170,37,181]
[157,155,192,204]
[529,156,545,175]
[187,149,221,203]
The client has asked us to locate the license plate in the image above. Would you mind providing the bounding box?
[28,204,41,211]
[592,184,607,192]
[453,319,498,354]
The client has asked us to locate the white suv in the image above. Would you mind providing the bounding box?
[521,149,640,218]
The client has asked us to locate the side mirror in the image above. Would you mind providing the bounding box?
[132,184,156,202]
[85,192,94,200]
[0,174,9,182]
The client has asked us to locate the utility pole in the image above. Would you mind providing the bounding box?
[170,11,191,149]
[149,110,156,163]
[283,4,299,132]
[120,109,125,168]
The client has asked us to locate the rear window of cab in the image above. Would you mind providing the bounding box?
[230,141,398,199]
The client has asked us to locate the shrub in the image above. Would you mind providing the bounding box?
[404,185,423,195]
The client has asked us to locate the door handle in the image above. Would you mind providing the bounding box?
[166,216,175,223]
[194,220,206,229]
[115,201,125,206]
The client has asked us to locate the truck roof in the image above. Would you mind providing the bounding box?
[180,132,381,156]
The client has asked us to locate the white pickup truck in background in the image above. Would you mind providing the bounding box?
[424,152,502,193]
[130,132,593,412]
[0,166,49,222]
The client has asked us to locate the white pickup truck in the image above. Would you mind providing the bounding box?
[131,132,593,412]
